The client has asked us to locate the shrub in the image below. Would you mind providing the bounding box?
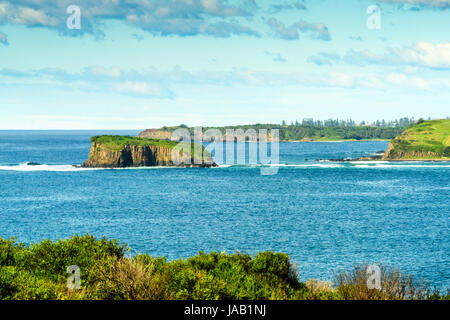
[334,263,432,300]
[16,234,126,284]
[0,266,17,299]
[304,279,339,300]
[251,252,290,278]
[86,256,172,300]
[1,235,446,300]
[0,238,25,266]
[443,146,450,157]
[0,266,61,300]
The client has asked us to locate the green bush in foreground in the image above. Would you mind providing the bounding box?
[0,235,448,300]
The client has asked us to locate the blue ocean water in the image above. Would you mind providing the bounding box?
[0,131,448,288]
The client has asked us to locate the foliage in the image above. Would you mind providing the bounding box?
[90,135,179,150]
[0,235,447,300]
[0,234,126,299]
[85,255,172,300]
[334,263,435,300]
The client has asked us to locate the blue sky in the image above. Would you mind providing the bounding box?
[0,0,449,129]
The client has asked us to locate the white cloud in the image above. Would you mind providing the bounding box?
[386,73,430,89]
[267,18,331,41]
[391,42,450,68]
[326,72,354,87]
[1,65,444,93]
[403,66,420,73]
[0,0,258,38]
[201,0,220,13]
[377,0,450,9]
[309,42,450,69]
[3,5,58,26]
[115,81,173,98]
[88,66,122,77]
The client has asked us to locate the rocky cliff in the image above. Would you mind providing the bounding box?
[381,143,443,160]
[82,135,216,168]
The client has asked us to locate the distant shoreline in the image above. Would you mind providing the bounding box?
[280,139,390,142]
[322,159,450,162]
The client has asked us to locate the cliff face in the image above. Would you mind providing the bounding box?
[381,142,442,160]
[82,136,216,168]
[83,142,173,168]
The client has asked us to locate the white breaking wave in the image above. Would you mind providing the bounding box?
[0,162,211,171]
[216,164,232,168]
[354,164,450,168]
[268,163,342,168]
[1,161,448,172]
[349,161,390,164]
[214,163,344,168]
[0,162,99,172]
[215,162,450,169]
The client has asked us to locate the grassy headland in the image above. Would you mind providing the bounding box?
[0,235,447,300]
[382,119,450,160]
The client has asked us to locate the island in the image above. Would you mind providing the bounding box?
[382,119,450,161]
[82,135,217,168]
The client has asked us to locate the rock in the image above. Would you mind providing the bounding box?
[317,155,382,162]
[82,135,217,168]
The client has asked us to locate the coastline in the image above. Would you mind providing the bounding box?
[280,139,390,142]
[379,159,450,162]
[322,157,450,162]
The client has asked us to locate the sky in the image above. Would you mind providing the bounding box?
[0,0,449,129]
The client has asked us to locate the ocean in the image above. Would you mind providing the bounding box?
[0,130,448,287]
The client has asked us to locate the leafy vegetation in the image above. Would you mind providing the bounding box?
[0,235,448,300]
[334,263,436,300]
[90,135,179,151]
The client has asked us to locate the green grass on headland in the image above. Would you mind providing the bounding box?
[383,119,450,160]
[90,135,179,151]
[0,235,447,300]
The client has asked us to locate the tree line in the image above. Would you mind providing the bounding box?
[281,117,418,128]
[160,117,448,141]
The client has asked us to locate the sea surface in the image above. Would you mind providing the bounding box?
[0,130,448,287]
